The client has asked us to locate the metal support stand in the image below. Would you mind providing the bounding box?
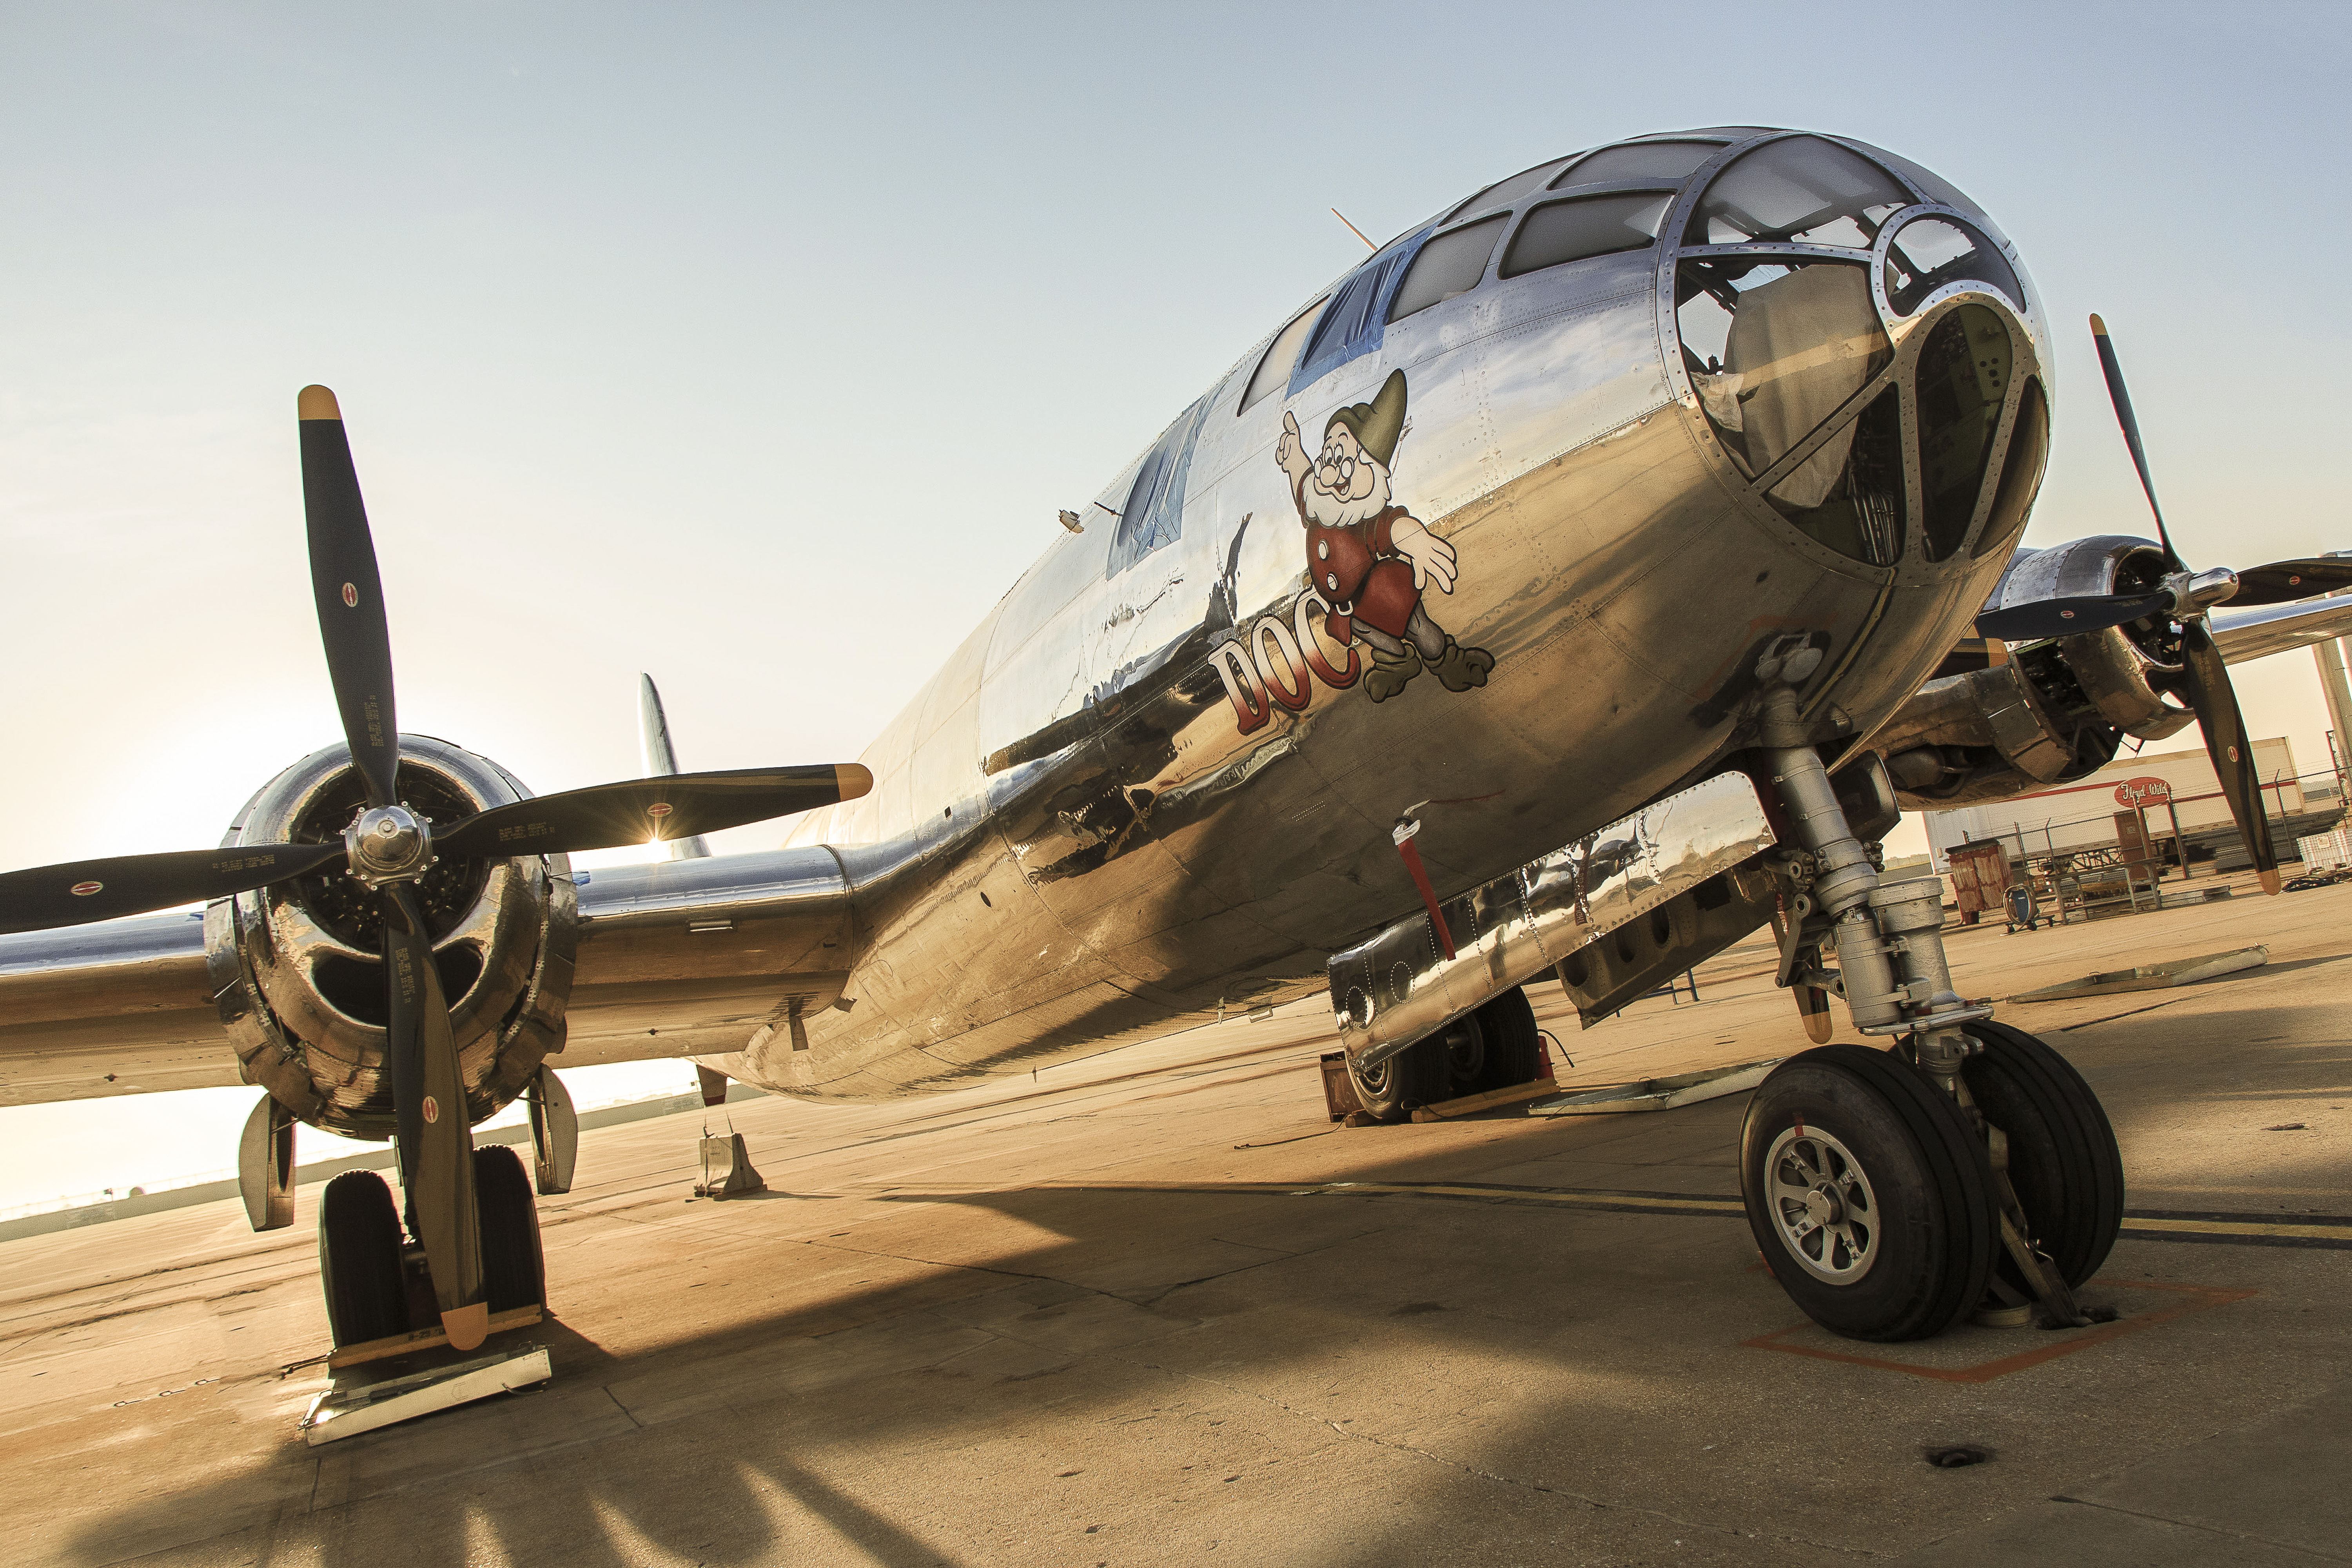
[1758,677,2087,1328]
[696,1132,765,1198]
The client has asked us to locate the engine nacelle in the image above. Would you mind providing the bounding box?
[203,734,579,1138]
[1876,535,2195,809]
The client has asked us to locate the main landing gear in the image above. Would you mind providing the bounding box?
[319,1146,548,1349]
[313,1065,570,1350]
[1739,666,2124,1341]
[1346,985,1547,1122]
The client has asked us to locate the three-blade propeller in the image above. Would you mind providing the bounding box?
[1974,316,2298,894]
[0,387,872,1349]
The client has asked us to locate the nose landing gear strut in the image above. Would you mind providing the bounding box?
[1740,672,2123,1341]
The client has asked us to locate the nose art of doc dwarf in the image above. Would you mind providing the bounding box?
[1275,369,1495,703]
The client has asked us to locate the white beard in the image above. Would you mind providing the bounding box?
[1301,459,1392,530]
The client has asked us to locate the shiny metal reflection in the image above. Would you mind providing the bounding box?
[1328,774,1777,1067]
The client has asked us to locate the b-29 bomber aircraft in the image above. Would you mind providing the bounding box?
[7,127,2351,1353]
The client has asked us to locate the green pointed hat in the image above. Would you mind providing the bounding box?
[1325,369,1408,468]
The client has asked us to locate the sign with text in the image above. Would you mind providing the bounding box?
[2114,777,2172,808]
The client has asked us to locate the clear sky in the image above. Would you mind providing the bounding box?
[2,4,2348,1203]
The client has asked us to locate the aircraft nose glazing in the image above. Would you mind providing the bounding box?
[1668,132,2045,577]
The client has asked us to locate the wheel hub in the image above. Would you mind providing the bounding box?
[1441,1018,1485,1080]
[1764,1125,1880,1284]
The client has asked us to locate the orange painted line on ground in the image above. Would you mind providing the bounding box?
[1739,1280,2256,1383]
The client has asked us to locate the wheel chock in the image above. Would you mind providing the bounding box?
[695,1132,766,1198]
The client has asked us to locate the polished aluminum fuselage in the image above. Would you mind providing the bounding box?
[690,129,2050,1099]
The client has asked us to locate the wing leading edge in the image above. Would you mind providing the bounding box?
[0,845,857,1109]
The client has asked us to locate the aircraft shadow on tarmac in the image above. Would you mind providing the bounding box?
[62,984,2350,1568]
[62,1098,1770,1565]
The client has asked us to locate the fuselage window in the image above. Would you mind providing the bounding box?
[1685,135,1911,250]
[1240,299,1328,414]
[1552,140,1721,189]
[1290,237,1423,392]
[1388,215,1506,323]
[1106,397,1209,578]
[1499,193,1672,281]
[1444,157,1573,223]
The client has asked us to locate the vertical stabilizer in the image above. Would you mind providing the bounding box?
[637,673,714,860]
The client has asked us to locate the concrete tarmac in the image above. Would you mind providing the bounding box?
[2,878,2347,1566]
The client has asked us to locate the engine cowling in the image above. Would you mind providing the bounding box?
[1876,535,2196,808]
[202,734,579,1137]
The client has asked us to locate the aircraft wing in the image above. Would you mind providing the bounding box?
[2210,596,2352,664]
[0,845,854,1109]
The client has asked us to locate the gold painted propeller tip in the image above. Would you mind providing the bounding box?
[441,1302,490,1352]
[2258,870,2281,896]
[836,763,875,802]
[2088,313,2109,337]
[298,385,343,422]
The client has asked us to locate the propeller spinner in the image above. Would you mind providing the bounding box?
[1973,317,2310,895]
[0,387,873,1348]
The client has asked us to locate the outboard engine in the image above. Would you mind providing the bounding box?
[204,734,579,1138]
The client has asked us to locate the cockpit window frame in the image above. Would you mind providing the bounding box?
[1239,296,1329,416]
[1444,156,1577,225]
[1548,139,1726,192]
[1680,134,1915,251]
[1655,129,2049,587]
[1499,190,1677,282]
[1105,396,1210,580]
[1286,229,1431,398]
[1387,213,1509,324]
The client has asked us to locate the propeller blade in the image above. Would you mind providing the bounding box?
[0,842,344,936]
[300,386,401,809]
[2228,558,2352,607]
[2178,621,2281,895]
[432,764,873,861]
[1974,592,2172,642]
[384,886,488,1349]
[2089,314,2184,574]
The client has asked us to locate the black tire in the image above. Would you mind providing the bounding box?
[1740,1045,1999,1343]
[474,1145,546,1314]
[1961,1020,2125,1291]
[1465,987,1547,1093]
[319,1170,410,1348]
[1427,1010,1492,1100]
[1347,1034,1450,1122]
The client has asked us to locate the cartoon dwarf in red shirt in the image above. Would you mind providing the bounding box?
[1276,368,1493,702]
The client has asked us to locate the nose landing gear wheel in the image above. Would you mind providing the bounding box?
[1741,1046,1999,1342]
[1960,1020,2125,1292]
